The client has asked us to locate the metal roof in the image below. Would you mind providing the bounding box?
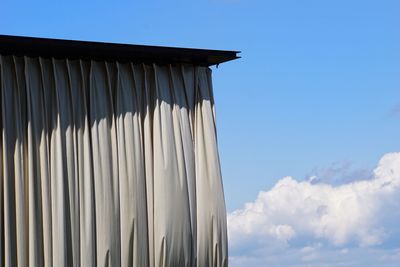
[0,35,240,66]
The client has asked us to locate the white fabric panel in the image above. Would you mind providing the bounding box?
[0,55,227,267]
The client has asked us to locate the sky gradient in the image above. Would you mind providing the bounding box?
[2,0,400,266]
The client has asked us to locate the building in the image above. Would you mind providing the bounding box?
[0,35,239,267]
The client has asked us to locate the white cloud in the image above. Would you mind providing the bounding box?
[228,152,400,266]
[229,246,400,267]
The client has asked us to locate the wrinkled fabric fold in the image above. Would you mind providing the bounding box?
[0,55,227,267]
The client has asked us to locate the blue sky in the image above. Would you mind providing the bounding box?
[2,0,400,266]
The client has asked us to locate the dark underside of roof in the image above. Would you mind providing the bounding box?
[0,35,240,67]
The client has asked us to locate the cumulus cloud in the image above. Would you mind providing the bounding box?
[229,246,400,267]
[228,152,400,266]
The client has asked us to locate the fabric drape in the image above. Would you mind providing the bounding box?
[0,55,228,267]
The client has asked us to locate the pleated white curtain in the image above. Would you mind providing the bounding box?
[0,55,227,267]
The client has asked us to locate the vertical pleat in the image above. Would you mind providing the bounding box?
[90,61,121,267]
[116,62,149,267]
[50,58,71,267]
[38,58,54,266]
[25,57,45,267]
[152,65,193,267]
[195,68,228,267]
[76,60,97,267]
[172,65,197,266]
[13,56,29,267]
[179,65,198,267]
[142,64,156,267]
[1,55,19,267]
[0,55,228,267]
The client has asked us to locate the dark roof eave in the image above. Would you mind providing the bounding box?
[0,34,240,66]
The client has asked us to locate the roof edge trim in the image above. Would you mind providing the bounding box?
[0,34,240,66]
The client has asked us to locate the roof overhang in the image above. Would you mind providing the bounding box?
[0,35,240,67]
